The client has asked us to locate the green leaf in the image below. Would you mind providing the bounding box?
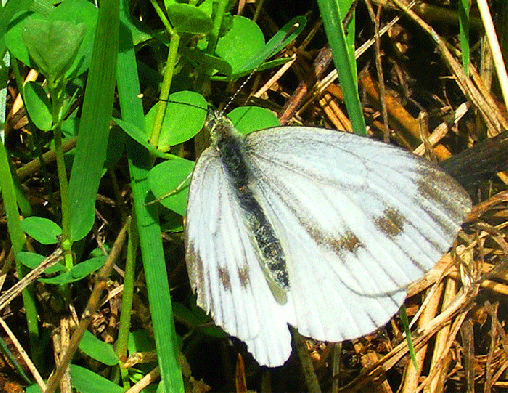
[5,0,98,80]
[68,0,119,241]
[70,364,124,393]
[159,209,184,233]
[79,330,118,366]
[228,106,280,135]
[0,0,33,58]
[119,13,185,390]
[148,158,194,216]
[40,256,105,284]
[104,126,127,169]
[458,0,470,76]
[17,252,65,274]
[20,216,62,244]
[400,306,418,371]
[180,47,233,78]
[166,3,213,34]
[145,91,208,152]
[22,19,86,82]
[215,15,265,76]
[115,118,174,159]
[236,15,306,74]
[317,0,366,135]
[23,81,52,130]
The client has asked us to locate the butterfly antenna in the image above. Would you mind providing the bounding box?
[219,22,301,117]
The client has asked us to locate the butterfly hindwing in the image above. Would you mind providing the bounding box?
[242,126,470,343]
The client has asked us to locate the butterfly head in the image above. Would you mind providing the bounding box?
[205,108,242,146]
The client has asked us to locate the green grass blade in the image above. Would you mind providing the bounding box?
[316,0,366,135]
[117,3,184,390]
[400,305,418,370]
[458,0,470,76]
[68,0,119,241]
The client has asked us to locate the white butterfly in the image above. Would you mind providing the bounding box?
[185,110,471,367]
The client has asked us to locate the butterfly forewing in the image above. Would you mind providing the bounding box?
[186,144,295,366]
[246,128,469,293]
[185,114,472,367]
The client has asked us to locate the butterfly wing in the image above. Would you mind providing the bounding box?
[243,127,471,342]
[186,126,471,366]
[185,146,296,366]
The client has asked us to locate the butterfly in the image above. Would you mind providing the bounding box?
[184,109,472,367]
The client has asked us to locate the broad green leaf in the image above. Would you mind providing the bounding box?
[5,0,98,80]
[70,364,124,393]
[180,47,233,77]
[0,0,33,58]
[40,255,105,284]
[228,106,280,135]
[22,19,86,82]
[20,216,62,244]
[17,252,65,274]
[215,15,265,76]
[23,81,52,130]
[148,158,194,216]
[166,3,213,34]
[68,0,119,241]
[237,16,306,74]
[79,331,118,366]
[159,209,184,233]
[145,90,208,151]
[115,118,174,159]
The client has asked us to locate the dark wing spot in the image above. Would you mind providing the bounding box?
[417,165,471,222]
[375,207,405,238]
[238,266,250,287]
[330,231,363,254]
[219,268,231,291]
[305,225,363,256]
[185,241,204,293]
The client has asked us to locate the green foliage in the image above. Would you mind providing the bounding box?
[79,331,119,366]
[228,106,281,135]
[17,252,65,274]
[70,364,124,393]
[22,82,52,130]
[458,0,470,76]
[166,3,213,34]
[1,0,309,390]
[20,217,62,245]
[5,0,98,81]
[144,91,208,152]
[148,158,195,216]
[22,19,86,83]
[39,256,106,285]
[316,0,366,135]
